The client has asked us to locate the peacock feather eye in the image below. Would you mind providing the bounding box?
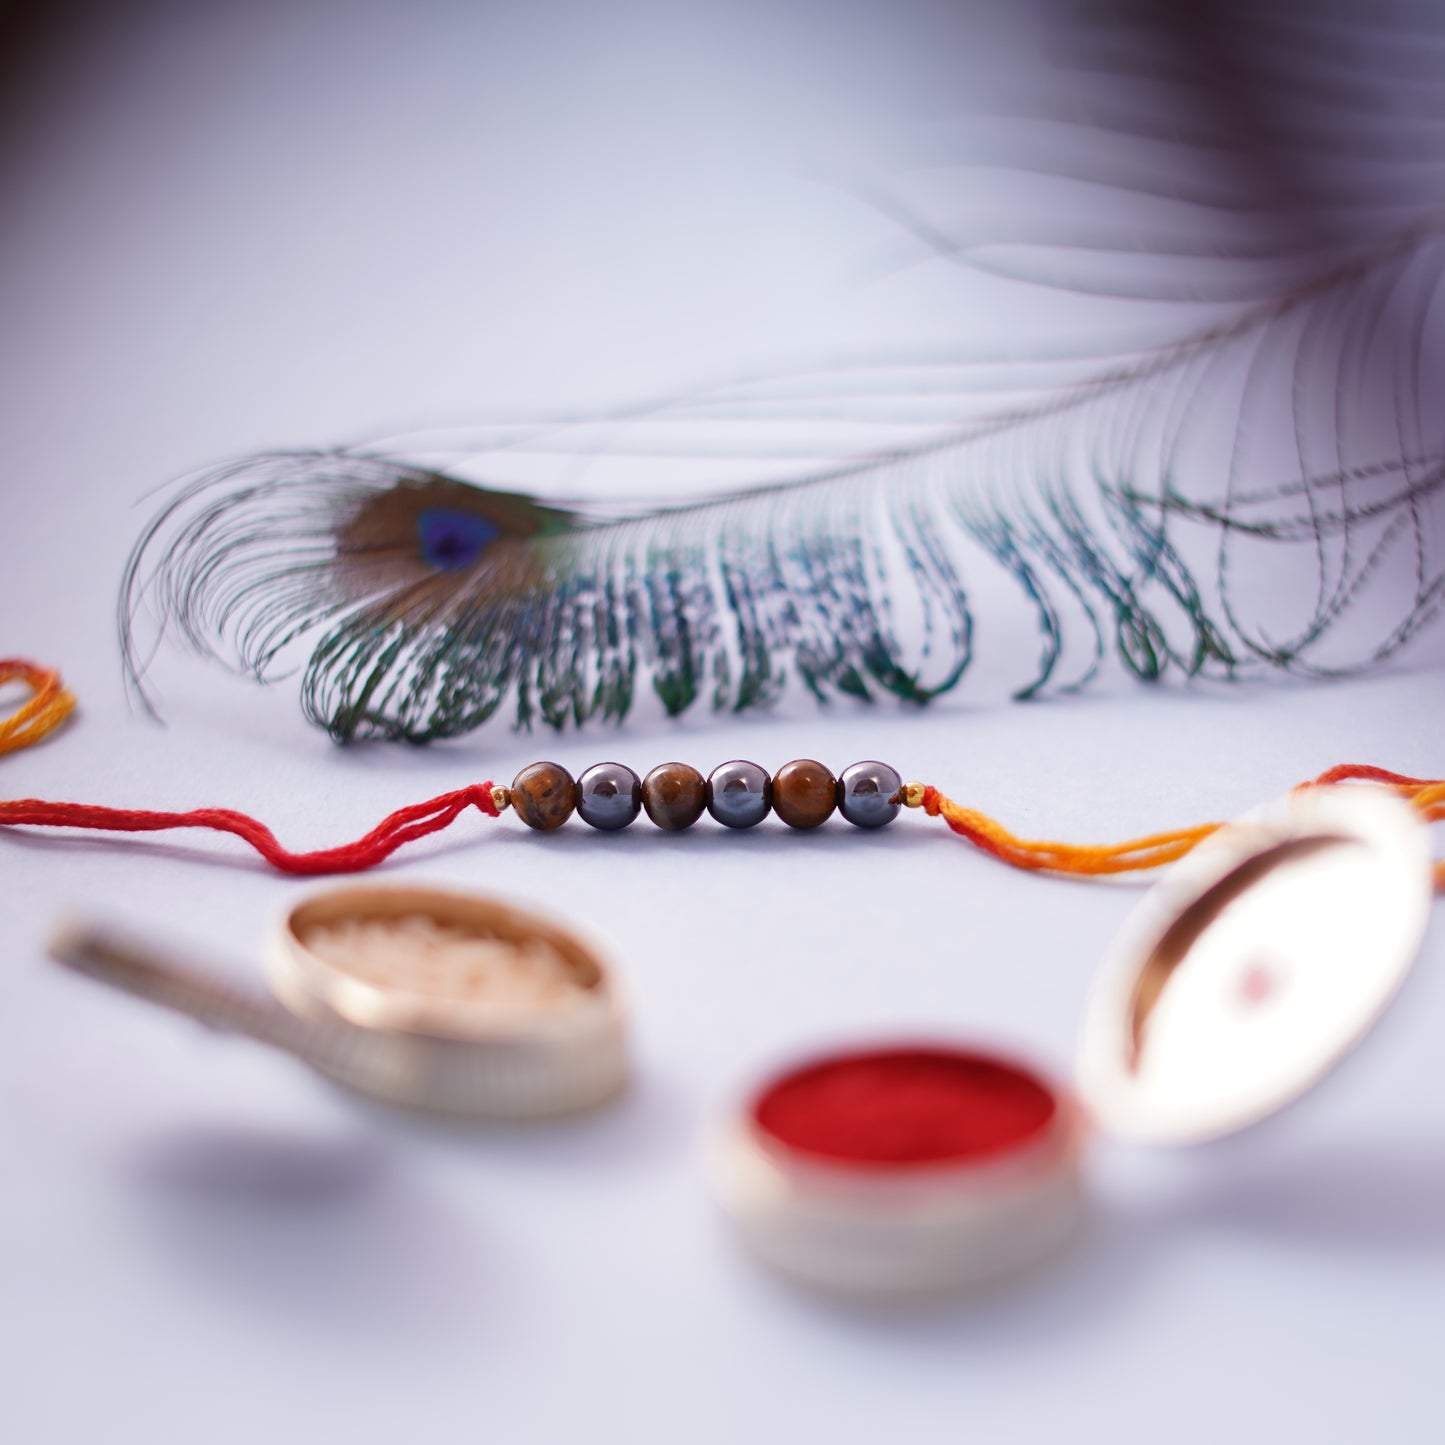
[417,508,500,571]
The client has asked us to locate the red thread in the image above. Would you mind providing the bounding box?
[1307,763,1436,789]
[751,1045,1058,1169]
[0,784,500,875]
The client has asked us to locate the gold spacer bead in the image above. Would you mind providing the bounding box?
[490,785,512,812]
[902,781,926,808]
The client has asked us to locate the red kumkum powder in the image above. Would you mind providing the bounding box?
[751,1046,1058,1169]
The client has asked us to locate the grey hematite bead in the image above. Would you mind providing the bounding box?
[837,761,903,829]
[575,762,643,831]
[705,759,772,829]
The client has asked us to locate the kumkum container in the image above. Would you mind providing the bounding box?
[712,785,1432,1296]
[266,884,629,1117]
[51,884,628,1118]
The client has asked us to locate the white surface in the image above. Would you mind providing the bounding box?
[2,4,1443,1442]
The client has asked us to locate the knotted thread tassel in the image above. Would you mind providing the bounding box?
[0,660,75,756]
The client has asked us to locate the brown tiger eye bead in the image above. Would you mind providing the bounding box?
[510,761,576,831]
[641,762,707,831]
[772,758,837,829]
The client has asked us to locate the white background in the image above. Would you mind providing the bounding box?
[2,4,1442,1442]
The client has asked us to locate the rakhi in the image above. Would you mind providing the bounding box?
[3,750,1443,886]
[4,661,1441,885]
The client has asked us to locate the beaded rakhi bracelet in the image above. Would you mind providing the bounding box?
[3,753,1442,889]
[4,660,1444,884]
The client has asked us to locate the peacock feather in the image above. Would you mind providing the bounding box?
[121,3,1445,742]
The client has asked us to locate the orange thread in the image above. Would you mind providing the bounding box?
[0,660,76,756]
[921,786,1219,876]
[922,763,1445,888]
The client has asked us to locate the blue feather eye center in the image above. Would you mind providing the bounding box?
[417,508,500,571]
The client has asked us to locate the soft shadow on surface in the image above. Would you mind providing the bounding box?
[1167,1137,1445,1257]
[130,1125,382,1205]
[123,1124,500,1344]
[351,1065,695,1173]
[759,1135,1445,1348]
